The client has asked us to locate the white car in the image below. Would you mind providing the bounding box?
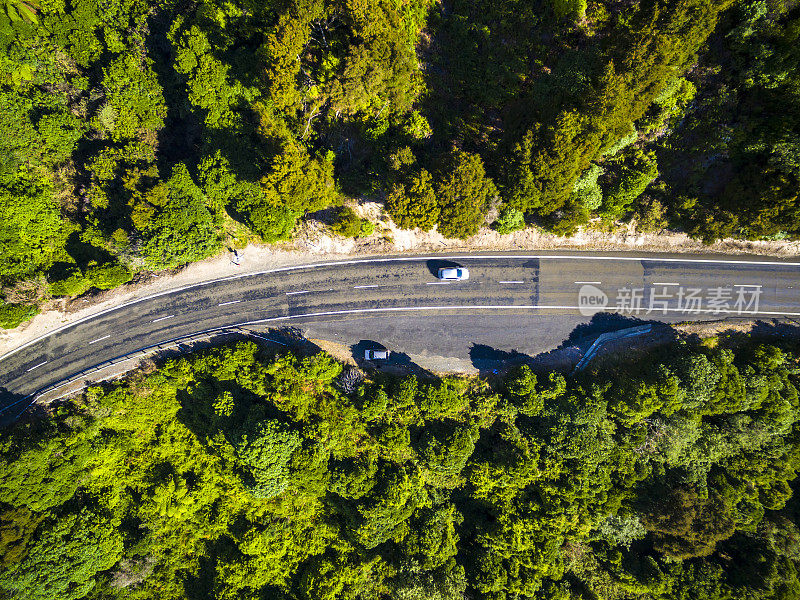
[438,267,469,281]
[364,349,390,360]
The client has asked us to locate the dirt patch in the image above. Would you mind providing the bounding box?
[673,319,761,338]
[674,317,800,342]
[295,202,800,257]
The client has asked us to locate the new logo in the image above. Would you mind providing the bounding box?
[578,284,608,316]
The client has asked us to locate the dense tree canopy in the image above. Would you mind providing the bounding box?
[2,336,800,599]
[1,0,798,327]
[0,169,69,281]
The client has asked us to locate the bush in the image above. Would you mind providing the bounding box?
[436,151,497,239]
[50,262,132,296]
[571,164,604,211]
[135,164,222,269]
[634,197,670,232]
[84,263,132,290]
[49,269,91,297]
[386,170,440,231]
[359,220,375,237]
[247,202,299,243]
[0,301,39,329]
[601,151,659,220]
[331,207,374,238]
[602,125,638,157]
[492,207,525,234]
[550,0,586,19]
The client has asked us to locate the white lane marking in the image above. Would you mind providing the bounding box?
[152,315,175,323]
[499,281,524,284]
[287,289,335,296]
[575,281,602,284]
[238,304,800,325]
[354,284,382,289]
[734,284,763,287]
[652,282,680,286]
[26,361,48,372]
[88,335,111,345]
[218,300,242,306]
[3,253,800,363]
[426,281,452,285]
[17,297,800,414]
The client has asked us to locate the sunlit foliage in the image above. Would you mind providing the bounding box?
[2,337,800,599]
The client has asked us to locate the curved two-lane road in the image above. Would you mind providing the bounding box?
[2,252,800,418]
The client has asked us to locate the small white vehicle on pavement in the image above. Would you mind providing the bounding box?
[437,267,470,281]
[364,349,390,360]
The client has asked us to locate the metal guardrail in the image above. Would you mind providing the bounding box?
[572,325,653,374]
[0,327,288,424]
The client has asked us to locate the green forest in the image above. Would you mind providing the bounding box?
[1,0,799,326]
[1,337,800,599]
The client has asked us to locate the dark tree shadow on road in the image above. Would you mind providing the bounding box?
[262,327,324,356]
[748,319,800,342]
[562,312,651,347]
[0,387,32,428]
[469,344,531,376]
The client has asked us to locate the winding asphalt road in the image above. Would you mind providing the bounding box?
[1,252,800,417]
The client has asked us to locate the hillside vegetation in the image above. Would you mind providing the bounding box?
[1,0,798,324]
[2,338,800,599]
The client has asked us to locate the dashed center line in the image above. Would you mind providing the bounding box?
[286,290,310,296]
[575,281,601,284]
[353,284,383,289]
[26,361,47,372]
[652,282,680,286]
[152,315,175,323]
[426,281,452,285]
[499,280,524,284]
[88,335,111,344]
[734,284,763,288]
[218,300,242,306]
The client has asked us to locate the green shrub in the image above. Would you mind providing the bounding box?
[386,170,440,231]
[571,164,604,211]
[49,266,91,297]
[50,262,132,296]
[247,202,299,243]
[359,220,375,237]
[436,151,497,239]
[601,151,659,219]
[639,77,696,134]
[492,207,525,234]
[550,0,586,19]
[0,301,39,329]
[136,164,222,269]
[602,124,638,157]
[84,263,132,290]
[331,207,374,238]
[634,197,670,232]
